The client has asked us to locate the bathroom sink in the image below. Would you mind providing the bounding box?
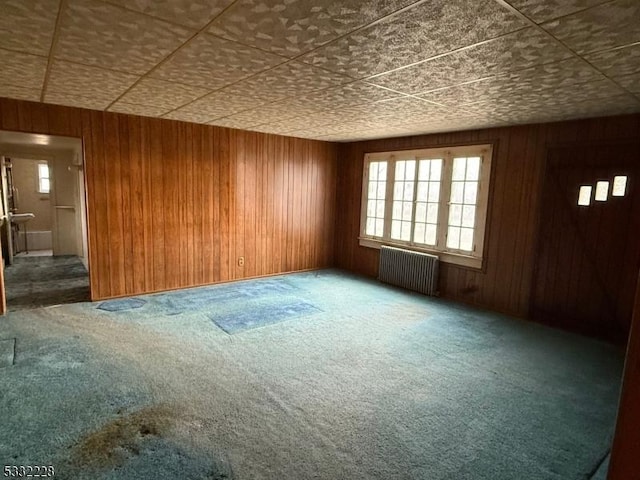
[10,212,35,225]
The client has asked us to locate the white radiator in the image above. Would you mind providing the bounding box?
[378,246,439,296]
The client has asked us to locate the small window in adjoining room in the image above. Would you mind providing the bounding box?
[577,185,592,206]
[612,176,628,197]
[594,181,609,202]
[37,162,50,194]
[360,144,493,269]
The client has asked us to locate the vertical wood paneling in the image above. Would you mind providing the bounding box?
[0,97,339,300]
[335,113,640,318]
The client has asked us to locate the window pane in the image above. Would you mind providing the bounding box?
[425,224,437,246]
[392,201,402,219]
[447,226,460,249]
[394,182,403,199]
[391,220,401,239]
[612,176,627,197]
[376,181,386,199]
[369,162,378,181]
[415,202,427,222]
[395,161,405,181]
[450,181,464,203]
[378,162,387,181]
[366,218,375,235]
[430,159,442,181]
[368,182,376,198]
[452,157,466,181]
[41,178,50,193]
[449,204,462,226]
[462,205,476,228]
[463,181,478,204]
[38,163,49,179]
[375,219,384,237]
[466,157,480,181]
[577,185,592,206]
[403,181,414,201]
[402,202,412,221]
[418,160,430,181]
[405,160,415,180]
[460,228,474,251]
[427,203,438,223]
[595,181,609,201]
[417,182,429,201]
[367,199,376,217]
[376,200,385,217]
[428,182,440,202]
[414,222,426,244]
[400,221,411,241]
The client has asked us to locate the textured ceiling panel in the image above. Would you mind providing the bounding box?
[108,102,173,118]
[504,0,609,24]
[44,90,113,110]
[150,33,285,90]
[420,58,605,106]
[298,0,526,78]
[207,0,418,58]
[47,60,139,103]
[105,0,235,29]
[118,78,210,110]
[56,0,193,74]
[1,0,639,142]
[223,61,352,103]
[0,49,48,90]
[543,0,640,54]
[369,28,572,94]
[0,0,59,56]
[0,84,41,102]
[176,91,262,119]
[585,43,640,77]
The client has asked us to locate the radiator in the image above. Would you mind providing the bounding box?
[378,246,439,296]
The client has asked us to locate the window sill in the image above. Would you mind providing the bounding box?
[358,237,483,270]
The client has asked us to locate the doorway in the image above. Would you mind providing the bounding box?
[531,141,640,343]
[0,131,90,312]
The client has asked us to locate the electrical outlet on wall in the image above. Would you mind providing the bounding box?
[238,256,245,267]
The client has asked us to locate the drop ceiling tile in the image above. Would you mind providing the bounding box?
[162,110,217,124]
[219,103,304,127]
[298,0,526,78]
[615,72,640,95]
[55,0,194,74]
[178,91,262,119]
[223,61,352,103]
[420,58,605,106]
[248,121,301,135]
[47,61,139,104]
[0,84,41,102]
[108,102,173,117]
[506,0,609,24]
[150,33,285,90]
[0,49,48,89]
[295,82,402,111]
[118,78,210,110]
[368,28,572,94]
[0,0,59,56]
[207,118,252,130]
[543,0,640,54]
[44,91,113,110]
[208,0,418,58]
[106,0,234,29]
[585,43,640,77]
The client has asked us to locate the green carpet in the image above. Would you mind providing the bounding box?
[0,269,623,479]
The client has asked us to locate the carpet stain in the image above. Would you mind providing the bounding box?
[73,405,173,468]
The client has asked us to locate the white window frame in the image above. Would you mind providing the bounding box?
[37,161,50,194]
[359,144,493,269]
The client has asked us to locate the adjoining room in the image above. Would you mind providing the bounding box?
[0,1,639,479]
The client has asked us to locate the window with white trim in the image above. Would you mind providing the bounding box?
[37,162,50,194]
[360,144,493,269]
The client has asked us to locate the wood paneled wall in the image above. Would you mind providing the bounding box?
[335,114,640,317]
[0,98,338,300]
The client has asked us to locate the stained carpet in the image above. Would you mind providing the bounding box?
[3,255,90,311]
[0,269,623,479]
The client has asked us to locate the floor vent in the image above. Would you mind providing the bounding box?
[378,246,439,296]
